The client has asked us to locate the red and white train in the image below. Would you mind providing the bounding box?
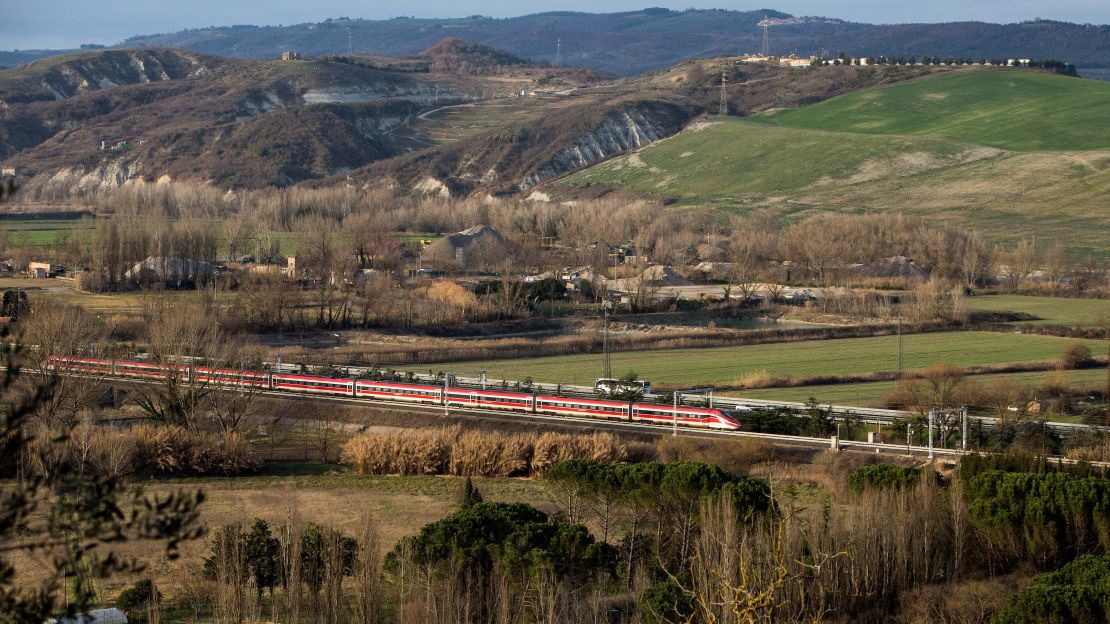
[47,356,742,431]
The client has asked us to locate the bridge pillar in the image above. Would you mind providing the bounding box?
[830,435,840,452]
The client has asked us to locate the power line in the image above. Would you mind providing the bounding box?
[761,14,770,56]
[718,71,728,116]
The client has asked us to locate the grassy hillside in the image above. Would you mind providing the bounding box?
[563,116,971,200]
[765,71,1110,151]
[559,71,1110,255]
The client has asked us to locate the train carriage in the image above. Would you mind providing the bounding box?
[115,360,185,379]
[194,367,271,388]
[445,388,534,412]
[535,395,631,420]
[272,373,354,395]
[47,355,114,375]
[356,381,442,404]
[631,404,740,430]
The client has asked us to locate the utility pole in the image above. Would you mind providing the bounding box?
[1104,322,1109,431]
[719,71,728,116]
[555,39,561,68]
[897,313,904,379]
[962,406,969,451]
[602,302,612,380]
[674,388,713,437]
[347,29,353,57]
[927,409,935,460]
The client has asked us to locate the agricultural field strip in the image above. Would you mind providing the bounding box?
[966,295,1110,327]
[414,332,1105,387]
[736,369,1108,407]
[0,218,435,255]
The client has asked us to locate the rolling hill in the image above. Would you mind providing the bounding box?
[328,62,951,197]
[557,70,1110,256]
[2,44,947,195]
[0,44,608,189]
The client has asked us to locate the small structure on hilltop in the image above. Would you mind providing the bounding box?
[281,50,303,61]
[420,225,511,271]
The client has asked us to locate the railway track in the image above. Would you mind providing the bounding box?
[86,374,983,461]
[46,360,1108,465]
[111,375,1110,467]
[293,364,1108,435]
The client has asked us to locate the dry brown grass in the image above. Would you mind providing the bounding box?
[891,572,1031,624]
[340,426,633,477]
[6,473,555,604]
[655,436,778,476]
[1065,441,1110,463]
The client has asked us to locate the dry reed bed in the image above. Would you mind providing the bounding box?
[341,426,643,477]
[25,423,258,479]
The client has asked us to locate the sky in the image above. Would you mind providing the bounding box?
[4,1,1108,50]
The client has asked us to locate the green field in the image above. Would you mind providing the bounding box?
[559,71,1110,256]
[0,218,97,247]
[0,216,438,257]
[765,71,1110,152]
[734,369,1108,408]
[415,331,1104,387]
[968,295,1110,326]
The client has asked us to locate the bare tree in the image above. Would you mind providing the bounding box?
[1043,241,1069,295]
[130,297,233,431]
[987,378,1034,425]
[223,216,256,263]
[20,300,107,428]
[177,574,215,624]
[351,514,384,624]
[958,231,992,289]
[1004,239,1038,291]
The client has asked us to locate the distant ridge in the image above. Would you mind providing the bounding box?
[3,9,1108,77]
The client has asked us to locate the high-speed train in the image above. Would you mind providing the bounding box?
[47,356,743,431]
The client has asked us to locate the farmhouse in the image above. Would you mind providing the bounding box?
[27,261,62,278]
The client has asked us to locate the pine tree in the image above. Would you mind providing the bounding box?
[458,477,484,509]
